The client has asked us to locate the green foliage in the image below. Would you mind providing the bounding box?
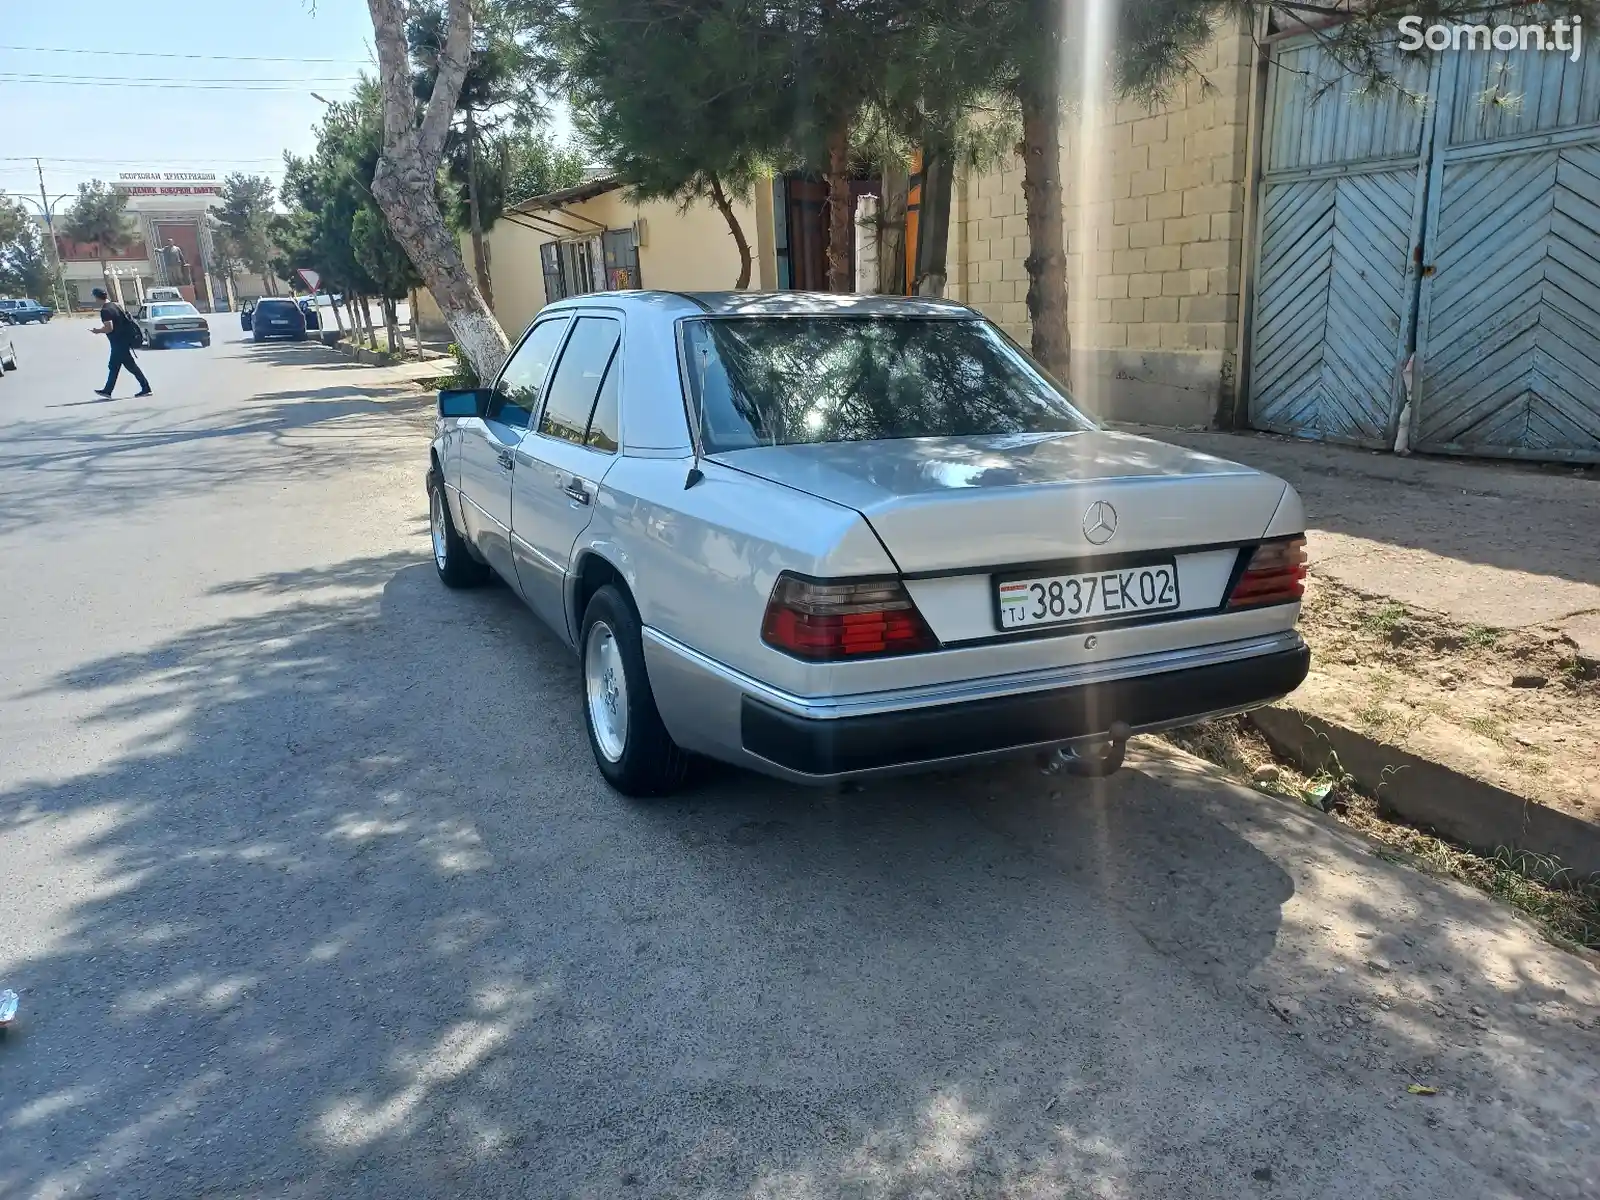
[212,174,278,282]
[272,80,419,302]
[60,179,136,259]
[0,200,53,302]
[411,0,556,234]
[498,129,588,209]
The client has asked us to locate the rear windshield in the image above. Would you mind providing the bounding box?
[151,303,198,317]
[680,317,1095,452]
[257,300,299,314]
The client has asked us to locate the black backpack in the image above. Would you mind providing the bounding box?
[111,304,145,348]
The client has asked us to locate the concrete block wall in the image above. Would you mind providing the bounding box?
[950,17,1256,426]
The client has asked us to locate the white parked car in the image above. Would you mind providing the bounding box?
[134,301,211,348]
[428,292,1310,795]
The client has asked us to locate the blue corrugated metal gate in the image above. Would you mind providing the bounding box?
[1250,40,1600,462]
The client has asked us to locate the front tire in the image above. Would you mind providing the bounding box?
[429,471,488,589]
[581,585,688,797]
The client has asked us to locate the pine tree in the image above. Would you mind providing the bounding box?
[60,180,136,298]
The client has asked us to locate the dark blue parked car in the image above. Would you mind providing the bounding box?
[0,298,51,325]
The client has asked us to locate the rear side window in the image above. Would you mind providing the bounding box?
[586,357,620,452]
[538,316,621,445]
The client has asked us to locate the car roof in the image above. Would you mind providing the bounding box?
[539,290,976,321]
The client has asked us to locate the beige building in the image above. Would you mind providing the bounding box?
[424,18,1258,434]
[419,176,766,342]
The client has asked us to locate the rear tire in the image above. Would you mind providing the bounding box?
[581,585,688,797]
[429,471,489,589]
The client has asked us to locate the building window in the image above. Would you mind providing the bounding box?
[540,228,642,301]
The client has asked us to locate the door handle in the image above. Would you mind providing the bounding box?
[496,449,515,472]
[562,477,592,505]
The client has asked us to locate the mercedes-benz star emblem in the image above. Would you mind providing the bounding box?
[1083,500,1118,545]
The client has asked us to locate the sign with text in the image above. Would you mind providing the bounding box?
[115,171,222,197]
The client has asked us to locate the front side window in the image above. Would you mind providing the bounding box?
[490,316,570,429]
[679,317,1095,453]
[538,316,621,445]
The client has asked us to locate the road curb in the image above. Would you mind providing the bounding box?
[327,336,447,368]
[1249,704,1600,880]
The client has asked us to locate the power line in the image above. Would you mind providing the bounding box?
[0,76,361,92]
[1,156,289,164]
[0,44,369,64]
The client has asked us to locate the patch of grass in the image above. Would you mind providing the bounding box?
[1464,623,1501,649]
[1465,714,1506,743]
[1361,601,1409,637]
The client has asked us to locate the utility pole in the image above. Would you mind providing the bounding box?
[35,159,71,313]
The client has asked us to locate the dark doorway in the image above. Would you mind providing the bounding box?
[781,174,880,292]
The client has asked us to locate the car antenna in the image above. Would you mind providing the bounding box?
[685,343,710,489]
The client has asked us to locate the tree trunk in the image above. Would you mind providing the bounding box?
[707,175,752,289]
[1020,80,1072,380]
[465,109,494,310]
[410,286,422,344]
[824,118,852,293]
[367,0,509,380]
[98,258,110,299]
[913,144,953,297]
[383,297,401,354]
[330,294,347,334]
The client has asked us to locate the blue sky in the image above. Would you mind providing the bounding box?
[0,2,570,208]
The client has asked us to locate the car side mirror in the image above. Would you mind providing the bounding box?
[439,388,491,419]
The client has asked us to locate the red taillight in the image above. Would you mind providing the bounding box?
[761,575,938,660]
[1228,537,1308,608]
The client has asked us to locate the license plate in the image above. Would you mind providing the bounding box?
[271,319,288,325]
[996,561,1180,631]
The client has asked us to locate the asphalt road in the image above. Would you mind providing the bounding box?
[2,318,1597,1199]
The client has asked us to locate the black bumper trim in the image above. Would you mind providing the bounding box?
[741,643,1310,777]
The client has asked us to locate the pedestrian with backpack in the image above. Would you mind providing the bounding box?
[90,286,151,399]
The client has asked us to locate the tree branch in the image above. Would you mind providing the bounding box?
[418,0,476,166]
[367,0,415,150]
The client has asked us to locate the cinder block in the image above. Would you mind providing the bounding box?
[1097,274,1129,300]
[1099,324,1129,348]
[1127,322,1162,349]
[978,258,1003,284]
[1148,138,1185,170]
[1130,168,1167,198]
[1128,219,1164,249]
[1180,294,1240,322]
[1097,223,1130,252]
[1184,183,1243,216]
[1129,271,1163,298]
[1001,256,1026,282]
[1001,213,1028,239]
[1112,145,1149,175]
[1144,296,1179,322]
[1145,244,1181,272]
[1211,211,1247,241]
[1132,115,1169,146]
[1164,215,1212,245]
[1181,239,1232,270]
[1147,191,1183,221]
[1207,264,1243,295]
[1161,269,1200,297]
[1165,162,1209,192]
[1110,297,1144,323]
[1113,196,1148,226]
[1112,248,1147,275]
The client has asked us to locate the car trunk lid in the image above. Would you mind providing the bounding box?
[713,431,1288,572]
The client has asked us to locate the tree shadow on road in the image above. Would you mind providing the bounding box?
[1,552,1592,1197]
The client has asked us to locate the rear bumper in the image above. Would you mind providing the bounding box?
[642,628,1309,784]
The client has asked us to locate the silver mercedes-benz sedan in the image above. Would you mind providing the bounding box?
[428,292,1310,796]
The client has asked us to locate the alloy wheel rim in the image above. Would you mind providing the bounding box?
[429,488,448,571]
[584,620,629,763]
